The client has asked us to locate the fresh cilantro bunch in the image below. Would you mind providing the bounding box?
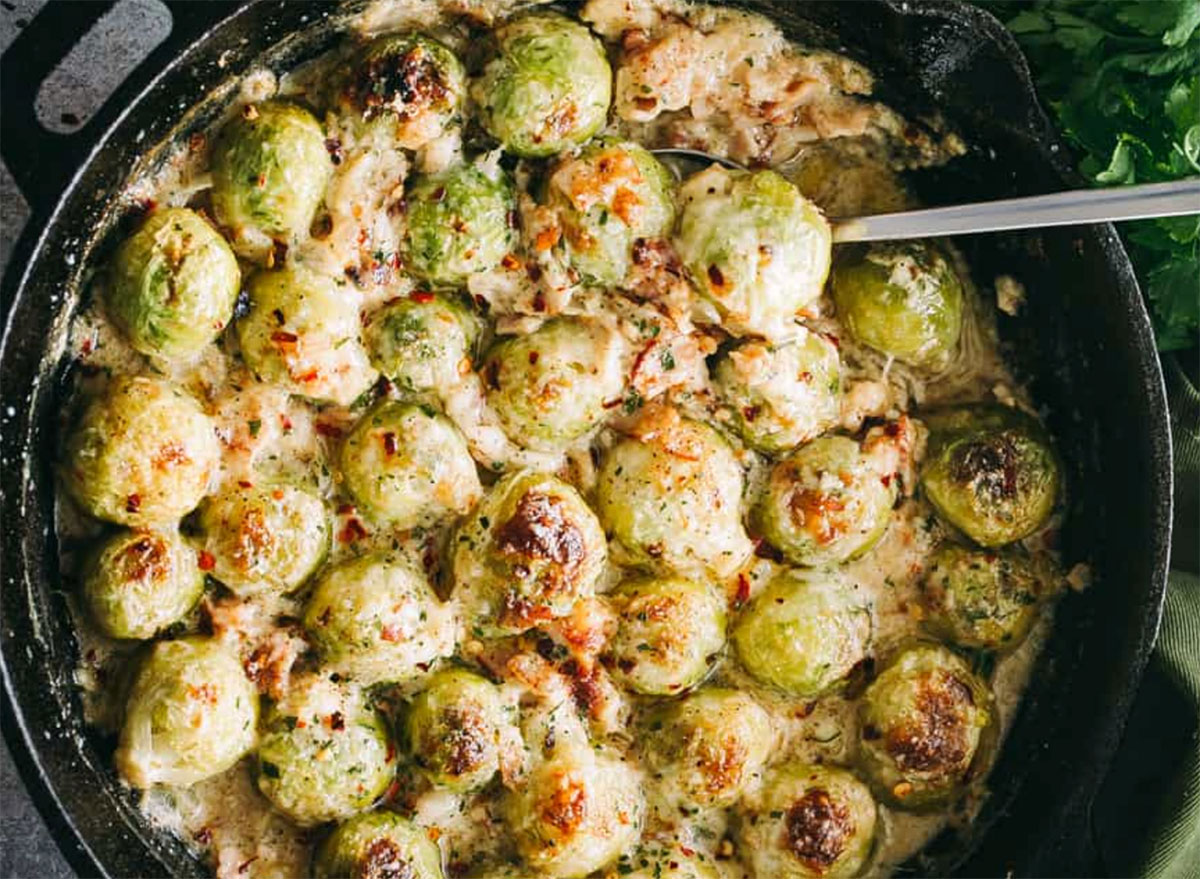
[1000,0,1199,350]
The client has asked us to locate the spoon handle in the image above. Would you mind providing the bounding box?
[831,178,1200,243]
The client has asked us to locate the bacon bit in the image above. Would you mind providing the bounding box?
[734,573,751,608]
[410,290,435,304]
[328,711,345,731]
[382,431,398,456]
[339,518,368,543]
[125,494,141,514]
[501,252,522,271]
[198,551,216,571]
[742,405,761,423]
[315,421,343,438]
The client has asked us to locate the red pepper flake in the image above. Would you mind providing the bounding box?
[336,503,356,515]
[884,421,901,437]
[410,290,435,304]
[528,351,540,365]
[382,432,397,456]
[79,337,94,356]
[386,740,396,762]
[297,369,320,383]
[881,474,893,487]
[198,551,216,572]
[707,264,725,288]
[532,291,546,312]
[237,856,258,875]
[315,421,343,438]
[271,489,285,500]
[279,413,294,432]
[339,518,368,543]
[269,330,298,345]
[192,827,213,846]
[734,573,751,608]
[238,479,253,489]
[125,494,141,514]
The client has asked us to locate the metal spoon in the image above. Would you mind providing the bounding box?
[652,148,1200,244]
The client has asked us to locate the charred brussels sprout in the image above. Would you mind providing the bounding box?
[338,401,481,528]
[920,405,1060,547]
[473,12,612,158]
[313,811,444,879]
[677,166,831,338]
[483,317,625,452]
[116,637,257,787]
[618,845,720,879]
[831,241,964,368]
[363,293,480,394]
[732,570,871,698]
[452,470,606,636]
[63,375,220,527]
[257,675,394,826]
[739,763,878,879]
[107,208,240,362]
[83,528,204,640]
[404,668,507,792]
[858,644,993,809]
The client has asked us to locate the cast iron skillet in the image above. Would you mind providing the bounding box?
[0,1,1174,876]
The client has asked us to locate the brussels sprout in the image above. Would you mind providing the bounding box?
[452,470,606,636]
[920,405,1060,547]
[831,241,964,368]
[83,528,204,640]
[504,744,643,877]
[304,553,457,686]
[404,668,507,792]
[211,101,332,247]
[473,12,612,158]
[754,436,896,567]
[363,293,480,394]
[257,675,394,826]
[313,811,444,879]
[404,163,516,286]
[338,401,481,528]
[605,576,726,696]
[617,845,720,879]
[713,330,841,454]
[641,688,773,809]
[595,411,753,579]
[676,166,831,338]
[116,636,257,788]
[236,265,379,406]
[543,139,676,284]
[732,570,871,698]
[195,482,329,597]
[739,763,877,879]
[106,208,240,362]
[62,375,220,527]
[334,34,465,150]
[858,644,993,809]
[483,318,625,452]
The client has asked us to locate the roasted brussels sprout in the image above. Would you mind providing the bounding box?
[920,405,1060,547]
[106,208,240,362]
[732,570,871,698]
[363,292,480,394]
[473,12,612,158]
[257,675,394,826]
[595,410,753,579]
[116,637,257,788]
[605,576,726,696]
[739,763,877,879]
[452,470,606,636]
[62,375,220,527]
[338,401,481,528]
[543,139,675,284]
[641,688,774,809]
[754,436,896,567]
[404,668,507,792]
[831,241,964,368]
[618,845,720,879]
[83,528,204,640]
[676,166,831,338]
[313,811,444,879]
[483,317,625,452]
[236,265,378,406]
[858,644,993,809]
[713,330,841,454]
[404,163,516,286]
[211,101,332,248]
[304,553,457,686]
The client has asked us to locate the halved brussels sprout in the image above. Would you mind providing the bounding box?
[754,436,896,567]
[920,405,1060,547]
[543,139,675,284]
[732,570,871,698]
[617,845,720,879]
[236,265,378,406]
[116,637,257,788]
[713,330,841,454]
[195,482,328,597]
[858,644,993,809]
[257,675,394,826]
[605,576,726,696]
[63,375,220,527]
[404,668,507,793]
[107,208,240,362]
[676,166,831,338]
[483,317,625,452]
[831,241,964,368]
[739,763,878,879]
[363,292,480,394]
[211,101,332,249]
[83,528,204,640]
[313,811,444,879]
[452,470,606,636]
[473,12,612,158]
[641,688,773,809]
[338,401,481,528]
[404,163,516,286]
